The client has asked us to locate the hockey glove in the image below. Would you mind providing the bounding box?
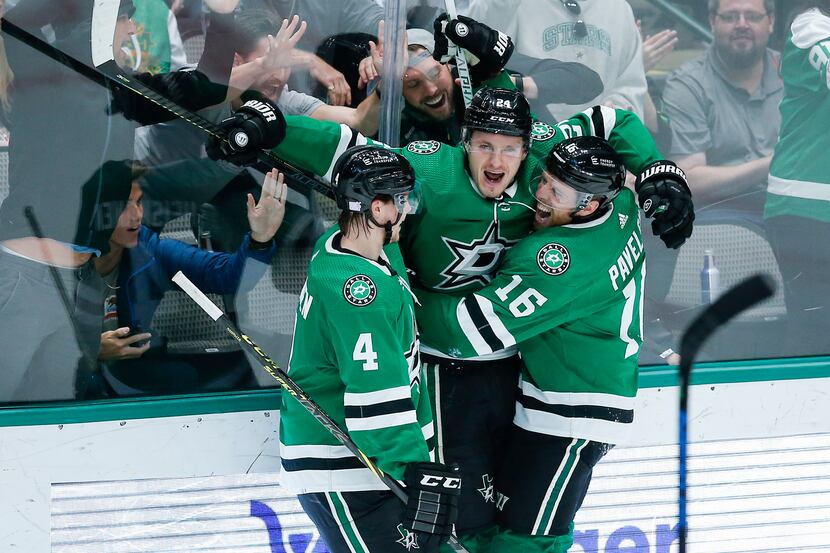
[432,14,514,83]
[403,462,461,548]
[635,160,695,249]
[206,97,286,166]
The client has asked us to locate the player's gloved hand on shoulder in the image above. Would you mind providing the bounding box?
[432,14,514,83]
[403,462,461,548]
[206,96,286,166]
[635,160,694,249]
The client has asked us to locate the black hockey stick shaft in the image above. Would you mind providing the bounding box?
[676,273,775,553]
[0,19,335,200]
[171,271,470,553]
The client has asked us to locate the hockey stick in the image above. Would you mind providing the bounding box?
[0,18,335,201]
[171,271,470,553]
[676,273,775,553]
[443,0,473,108]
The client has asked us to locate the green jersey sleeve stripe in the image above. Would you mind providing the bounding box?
[280,443,355,460]
[457,294,518,355]
[476,294,518,349]
[515,395,634,445]
[791,9,830,49]
[345,410,418,432]
[344,385,412,406]
[281,466,388,494]
[589,105,606,139]
[768,175,830,200]
[344,398,415,419]
[422,422,435,442]
[322,124,368,182]
[457,296,499,355]
[587,105,617,140]
[520,380,637,410]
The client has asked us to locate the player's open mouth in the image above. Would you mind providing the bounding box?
[483,170,504,185]
[127,226,139,233]
[534,207,551,224]
[423,94,445,108]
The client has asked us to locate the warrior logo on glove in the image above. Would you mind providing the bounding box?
[242,99,278,123]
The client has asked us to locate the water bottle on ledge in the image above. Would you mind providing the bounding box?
[700,249,720,304]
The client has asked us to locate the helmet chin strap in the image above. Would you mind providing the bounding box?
[367,211,404,246]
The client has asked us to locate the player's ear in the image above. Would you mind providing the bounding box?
[577,198,601,217]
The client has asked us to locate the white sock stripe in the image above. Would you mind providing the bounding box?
[531,438,579,535]
[326,493,360,553]
[543,440,589,535]
[432,363,445,464]
[337,492,371,553]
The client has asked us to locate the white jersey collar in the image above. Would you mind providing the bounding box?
[562,202,615,229]
[324,230,394,276]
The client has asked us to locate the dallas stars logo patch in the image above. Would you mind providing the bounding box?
[537,243,570,276]
[439,220,514,290]
[343,275,377,306]
[396,523,420,550]
[531,121,556,142]
[406,140,441,155]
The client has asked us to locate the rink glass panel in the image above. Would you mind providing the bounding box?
[0,0,825,409]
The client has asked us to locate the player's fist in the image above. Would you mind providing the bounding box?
[432,14,514,82]
[403,462,461,548]
[207,96,286,166]
[635,160,694,249]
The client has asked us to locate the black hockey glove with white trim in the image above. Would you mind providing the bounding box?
[403,462,461,548]
[433,14,514,83]
[206,96,286,166]
[635,160,695,249]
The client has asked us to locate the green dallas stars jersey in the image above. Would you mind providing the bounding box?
[279,227,433,494]
[415,190,645,445]
[270,106,662,360]
[766,8,830,222]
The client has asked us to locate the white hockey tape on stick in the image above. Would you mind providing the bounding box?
[172,271,224,321]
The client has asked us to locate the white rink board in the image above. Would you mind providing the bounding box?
[48,433,830,553]
[0,377,829,552]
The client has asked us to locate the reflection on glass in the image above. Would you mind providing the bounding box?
[0,1,823,407]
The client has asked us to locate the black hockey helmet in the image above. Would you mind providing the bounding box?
[462,87,533,145]
[541,136,625,211]
[333,145,417,213]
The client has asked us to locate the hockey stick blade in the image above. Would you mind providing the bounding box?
[676,272,775,553]
[679,273,776,385]
[0,18,334,200]
[171,271,471,553]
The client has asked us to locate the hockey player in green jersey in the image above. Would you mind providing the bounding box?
[210,87,692,551]
[764,3,830,356]
[414,136,647,552]
[279,146,461,553]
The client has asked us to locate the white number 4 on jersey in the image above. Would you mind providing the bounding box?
[353,333,379,371]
